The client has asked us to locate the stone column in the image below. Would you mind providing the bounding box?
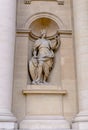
[0,0,17,129]
[72,0,88,129]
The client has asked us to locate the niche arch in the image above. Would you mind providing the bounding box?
[24,12,66,30]
[27,13,62,85]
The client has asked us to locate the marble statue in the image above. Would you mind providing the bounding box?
[29,30,61,84]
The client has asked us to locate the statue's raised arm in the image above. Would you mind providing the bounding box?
[49,31,61,51]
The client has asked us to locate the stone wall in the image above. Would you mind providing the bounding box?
[12,0,77,123]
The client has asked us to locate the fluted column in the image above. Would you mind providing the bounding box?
[0,0,17,129]
[72,0,88,129]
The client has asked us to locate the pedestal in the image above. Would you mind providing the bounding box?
[20,85,70,129]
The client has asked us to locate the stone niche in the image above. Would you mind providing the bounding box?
[28,17,61,86]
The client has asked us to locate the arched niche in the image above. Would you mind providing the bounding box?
[24,12,65,31]
[27,16,61,85]
[29,17,59,37]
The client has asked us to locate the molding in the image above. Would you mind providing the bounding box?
[16,28,72,39]
[24,0,64,5]
[24,115,66,120]
[16,33,29,37]
[22,89,67,95]
[16,28,72,35]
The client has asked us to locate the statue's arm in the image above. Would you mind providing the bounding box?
[33,49,37,57]
[33,39,40,57]
[55,34,61,50]
[50,34,61,51]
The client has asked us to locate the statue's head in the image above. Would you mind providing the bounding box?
[40,29,47,38]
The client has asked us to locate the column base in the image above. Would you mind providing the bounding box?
[72,122,88,130]
[72,112,88,130]
[0,109,17,129]
[20,116,70,130]
[0,122,17,129]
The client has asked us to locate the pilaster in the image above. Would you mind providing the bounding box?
[72,0,88,129]
[0,0,17,129]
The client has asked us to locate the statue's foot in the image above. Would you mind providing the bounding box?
[32,81,37,85]
[43,81,49,85]
[34,79,42,85]
[36,81,44,85]
[32,79,48,85]
[32,79,42,85]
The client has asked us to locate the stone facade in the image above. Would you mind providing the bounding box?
[0,0,88,129]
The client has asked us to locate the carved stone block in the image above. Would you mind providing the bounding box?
[24,0,31,4]
[24,0,64,5]
[57,0,64,5]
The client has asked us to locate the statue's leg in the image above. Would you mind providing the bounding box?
[29,58,38,84]
[35,61,43,83]
[43,63,50,83]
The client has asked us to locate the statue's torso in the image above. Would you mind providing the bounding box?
[35,38,54,58]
